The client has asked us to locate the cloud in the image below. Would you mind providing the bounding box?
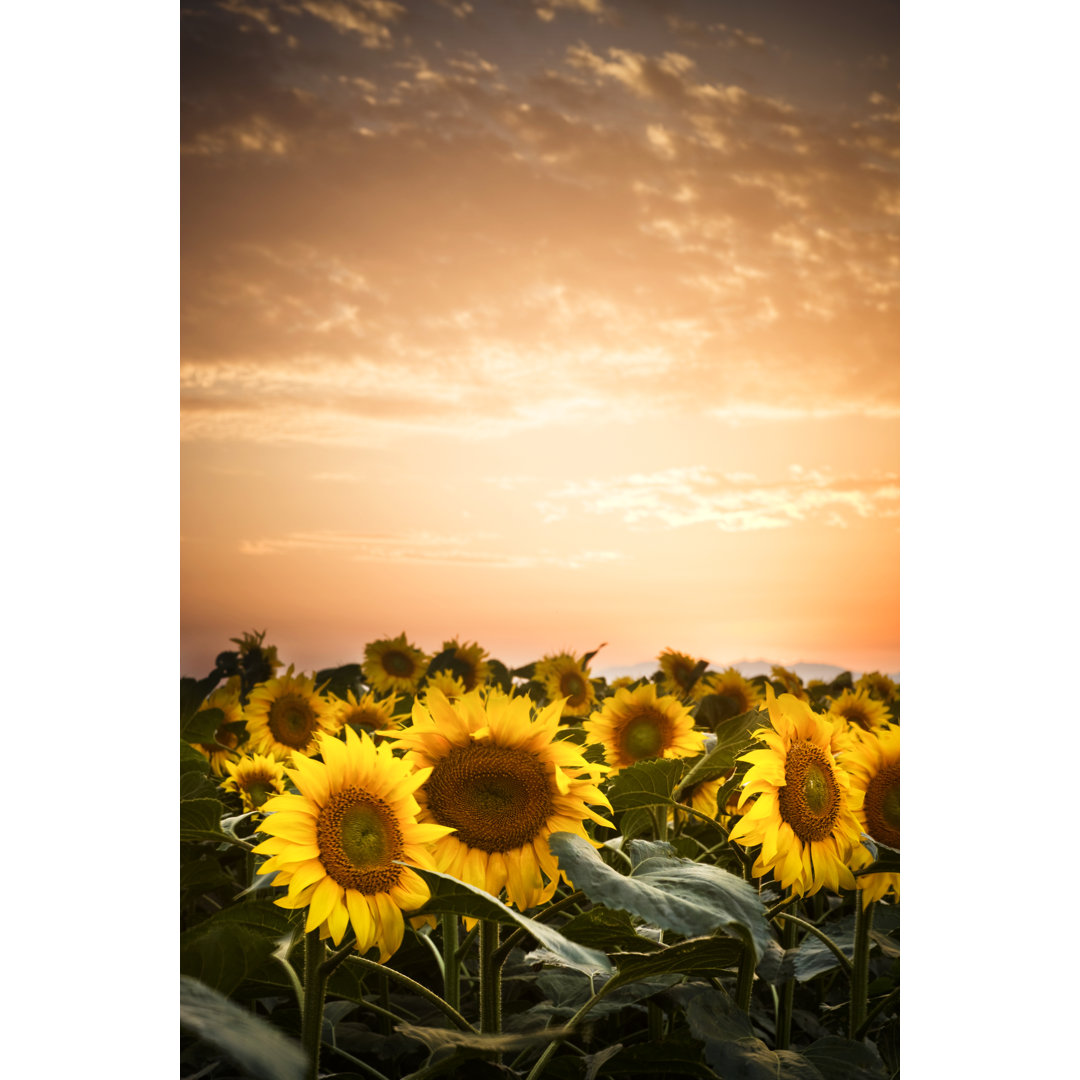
[536,466,899,532]
[237,528,622,568]
[181,2,897,448]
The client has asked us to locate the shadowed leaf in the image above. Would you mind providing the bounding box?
[181,974,307,1080]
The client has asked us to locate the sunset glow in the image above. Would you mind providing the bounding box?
[181,0,899,676]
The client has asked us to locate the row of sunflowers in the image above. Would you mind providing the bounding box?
[180,631,900,1080]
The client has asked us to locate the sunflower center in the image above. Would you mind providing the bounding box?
[559,671,586,702]
[778,740,841,842]
[383,650,414,678]
[424,743,554,853]
[618,709,673,763]
[268,694,319,748]
[346,708,386,732]
[863,761,900,850]
[673,661,693,688]
[841,704,872,731]
[245,781,272,809]
[316,788,403,894]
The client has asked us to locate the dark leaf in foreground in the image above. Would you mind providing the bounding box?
[180,974,307,1080]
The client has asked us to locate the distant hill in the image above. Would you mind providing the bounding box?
[592,659,900,683]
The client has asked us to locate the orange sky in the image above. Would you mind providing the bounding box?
[181,0,899,678]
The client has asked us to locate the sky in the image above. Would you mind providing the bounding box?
[180,0,899,677]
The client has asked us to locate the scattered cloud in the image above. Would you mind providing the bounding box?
[237,528,622,568]
[181,1,897,448]
[536,465,899,532]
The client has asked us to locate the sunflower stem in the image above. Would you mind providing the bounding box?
[478,919,502,1037]
[849,890,875,1038]
[441,914,461,1014]
[735,943,756,1013]
[301,930,328,1080]
[854,986,899,1040]
[648,999,665,1041]
[653,805,669,844]
[346,954,476,1032]
[775,914,797,1050]
[774,913,853,977]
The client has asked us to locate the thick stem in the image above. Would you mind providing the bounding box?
[653,805,669,843]
[735,943,756,1013]
[301,931,328,1080]
[479,920,502,1036]
[775,915,797,1051]
[648,999,664,1041]
[849,891,875,1038]
[441,914,461,1014]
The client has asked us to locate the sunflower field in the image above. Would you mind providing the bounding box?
[180,632,900,1080]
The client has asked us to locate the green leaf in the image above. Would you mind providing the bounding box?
[180,741,220,800]
[314,663,366,700]
[487,658,513,694]
[605,937,744,994]
[682,706,763,780]
[607,758,685,812]
[181,900,295,995]
[682,989,826,1079]
[555,907,665,955]
[425,648,474,685]
[180,797,228,844]
[180,974,307,1080]
[581,643,607,669]
[181,674,222,727]
[549,833,771,962]
[396,1023,573,1055]
[855,850,900,876]
[183,706,225,747]
[408,865,612,975]
[788,907,899,982]
[512,661,537,680]
[800,1037,888,1080]
[594,1039,719,1078]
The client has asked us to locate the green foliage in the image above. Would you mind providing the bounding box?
[314,663,366,700]
[181,900,295,995]
[181,975,308,1080]
[410,866,613,976]
[178,635,899,1076]
[548,833,772,962]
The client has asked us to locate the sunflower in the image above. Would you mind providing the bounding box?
[244,668,340,761]
[728,686,864,897]
[388,688,611,912]
[842,723,900,907]
[332,689,402,735]
[423,670,468,702]
[221,753,288,812]
[535,651,597,718]
[827,688,892,732]
[657,648,705,697]
[771,665,808,701]
[856,671,900,703]
[609,676,635,692]
[584,683,705,774]
[435,638,491,692]
[696,667,764,713]
[192,678,245,776]
[363,633,429,695]
[252,727,454,962]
